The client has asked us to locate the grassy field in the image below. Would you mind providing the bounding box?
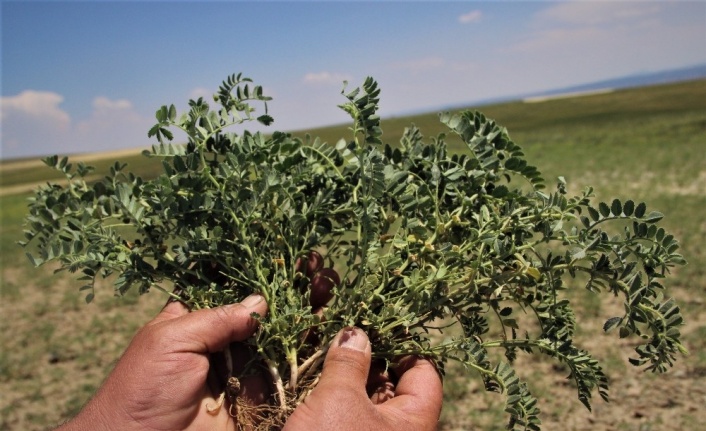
[1,79,705,430]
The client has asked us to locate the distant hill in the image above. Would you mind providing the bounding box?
[529,63,706,98]
[437,63,706,111]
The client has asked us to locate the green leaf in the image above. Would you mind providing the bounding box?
[502,318,519,329]
[147,124,161,138]
[655,227,665,242]
[662,234,674,246]
[598,202,611,218]
[603,317,622,332]
[257,115,274,126]
[25,252,43,267]
[635,202,647,218]
[611,199,622,216]
[587,206,600,222]
[580,216,591,229]
[623,200,635,216]
[168,104,177,121]
[173,155,187,173]
[643,211,664,223]
[42,155,58,168]
[155,105,166,122]
[492,185,509,198]
[160,128,174,141]
[500,307,513,317]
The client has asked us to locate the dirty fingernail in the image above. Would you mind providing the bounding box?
[338,327,369,352]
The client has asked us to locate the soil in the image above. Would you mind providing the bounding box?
[2,261,704,431]
[0,266,165,430]
[439,285,706,431]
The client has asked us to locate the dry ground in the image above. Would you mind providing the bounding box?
[439,283,706,431]
[1,263,704,431]
[0,266,166,430]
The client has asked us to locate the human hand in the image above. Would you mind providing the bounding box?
[54,252,441,431]
[54,251,338,431]
[55,294,268,431]
[283,327,443,431]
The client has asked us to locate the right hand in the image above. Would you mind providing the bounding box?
[283,327,443,431]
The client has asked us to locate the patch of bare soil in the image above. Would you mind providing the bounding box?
[439,286,706,430]
[0,175,102,197]
[0,264,164,430]
[0,148,144,173]
[571,169,706,199]
[0,147,146,197]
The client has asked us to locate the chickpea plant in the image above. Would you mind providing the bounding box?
[22,73,687,430]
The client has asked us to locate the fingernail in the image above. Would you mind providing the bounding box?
[338,327,368,352]
[240,294,264,309]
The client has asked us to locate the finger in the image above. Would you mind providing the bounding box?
[366,360,395,404]
[167,294,268,353]
[316,327,372,393]
[370,381,395,404]
[149,299,189,326]
[380,356,443,421]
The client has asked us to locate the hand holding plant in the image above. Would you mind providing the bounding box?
[23,73,687,430]
[54,294,269,431]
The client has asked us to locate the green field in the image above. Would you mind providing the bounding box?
[1,79,705,430]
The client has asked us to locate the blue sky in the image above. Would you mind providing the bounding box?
[2,1,705,160]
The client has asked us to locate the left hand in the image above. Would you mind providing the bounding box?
[55,294,268,431]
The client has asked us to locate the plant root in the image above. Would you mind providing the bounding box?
[206,391,227,415]
[232,398,284,431]
[224,376,321,431]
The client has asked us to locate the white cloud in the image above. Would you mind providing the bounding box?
[1,92,153,159]
[92,96,133,111]
[510,25,607,54]
[459,10,482,24]
[536,1,662,26]
[0,90,70,129]
[517,1,667,55]
[303,71,352,85]
[517,1,666,54]
[76,96,151,140]
[497,1,706,95]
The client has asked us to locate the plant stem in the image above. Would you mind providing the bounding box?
[297,346,328,384]
[264,355,287,412]
[287,347,299,393]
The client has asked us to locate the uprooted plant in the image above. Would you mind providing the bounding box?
[21,73,687,430]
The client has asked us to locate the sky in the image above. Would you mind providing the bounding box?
[1,0,705,160]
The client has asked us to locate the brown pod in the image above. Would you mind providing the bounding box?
[310,268,339,306]
[295,251,324,277]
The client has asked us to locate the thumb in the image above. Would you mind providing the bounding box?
[284,328,373,431]
[161,294,268,353]
[318,327,372,392]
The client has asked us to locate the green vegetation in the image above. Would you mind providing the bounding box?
[1,78,704,431]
